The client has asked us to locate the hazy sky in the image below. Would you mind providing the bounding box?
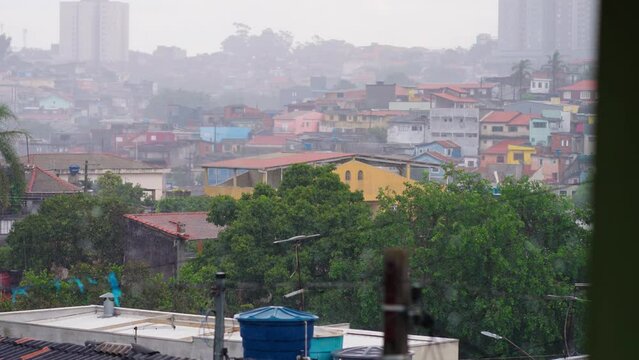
[0,0,498,55]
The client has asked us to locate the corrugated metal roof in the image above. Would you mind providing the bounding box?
[0,337,191,359]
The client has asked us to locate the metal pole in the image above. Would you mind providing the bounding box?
[84,160,88,193]
[503,336,535,360]
[213,272,226,360]
[296,243,304,311]
[25,133,30,164]
[383,248,410,359]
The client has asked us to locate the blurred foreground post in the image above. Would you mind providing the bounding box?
[383,248,411,359]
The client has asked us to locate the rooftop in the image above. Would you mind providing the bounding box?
[483,139,531,155]
[26,166,82,194]
[430,92,478,103]
[20,153,164,172]
[123,212,222,240]
[0,306,458,360]
[201,152,355,170]
[417,82,498,90]
[557,80,597,91]
[246,135,291,146]
[0,337,189,360]
[481,111,538,126]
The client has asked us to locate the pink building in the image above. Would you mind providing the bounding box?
[273,111,323,135]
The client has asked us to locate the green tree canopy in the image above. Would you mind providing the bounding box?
[181,164,373,323]
[0,104,26,212]
[370,169,591,357]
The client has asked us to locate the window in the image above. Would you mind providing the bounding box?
[357,170,364,180]
[540,158,543,165]
[492,126,503,132]
[468,161,475,167]
[441,132,452,137]
[411,125,422,131]
[150,135,157,141]
[553,172,559,181]
[497,155,505,163]
[345,170,351,181]
[508,126,518,132]
[580,91,591,100]
[545,82,549,89]
[513,153,524,161]
[432,132,441,137]
[560,190,567,196]
[532,82,536,88]
[466,133,478,137]
[0,219,14,235]
[533,122,547,128]
[563,91,572,100]
[454,133,464,137]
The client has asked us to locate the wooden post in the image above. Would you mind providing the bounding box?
[383,248,410,358]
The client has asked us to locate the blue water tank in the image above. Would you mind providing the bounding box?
[69,164,81,175]
[235,306,319,360]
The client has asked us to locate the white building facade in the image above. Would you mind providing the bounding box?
[60,0,129,63]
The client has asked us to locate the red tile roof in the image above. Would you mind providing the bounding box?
[483,139,530,155]
[445,86,469,94]
[26,166,82,193]
[482,111,520,123]
[431,92,477,103]
[124,212,222,240]
[481,111,537,126]
[557,80,597,91]
[510,113,537,126]
[247,135,291,146]
[202,152,355,170]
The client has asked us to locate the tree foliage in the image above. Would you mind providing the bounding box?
[156,195,213,213]
[182,164,373,323]
[6,174,147,270]
[0,104,26,212]
[371,168,590,357]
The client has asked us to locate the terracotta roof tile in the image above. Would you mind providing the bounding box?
[0,337,190,359]
[557,80,597,91]
[483,139,530,155]
[124,212,223,241]
[26,166,82,193]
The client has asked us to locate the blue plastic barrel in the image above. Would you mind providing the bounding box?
[235,306,319,360]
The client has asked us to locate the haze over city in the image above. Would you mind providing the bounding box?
[1,0,498,54]
[0,1,602,359]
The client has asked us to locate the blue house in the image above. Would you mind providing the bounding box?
[200,127,252,143]
[414,140,462,158]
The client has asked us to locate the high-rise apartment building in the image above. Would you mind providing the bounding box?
[497,0,598,64]
[59,0,129,63]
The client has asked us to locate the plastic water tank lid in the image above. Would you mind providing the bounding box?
[234,306,319,322]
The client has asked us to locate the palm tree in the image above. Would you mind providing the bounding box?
[511,59,532,100]
[0,104,26,212]
[546,50,566,95]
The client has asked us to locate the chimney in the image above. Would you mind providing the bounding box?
[99,292,115,317]
[177,222,186,234]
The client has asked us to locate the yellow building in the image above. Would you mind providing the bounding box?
[506,145,536,165]
[334,160,414,202]
[202,153,435,206]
